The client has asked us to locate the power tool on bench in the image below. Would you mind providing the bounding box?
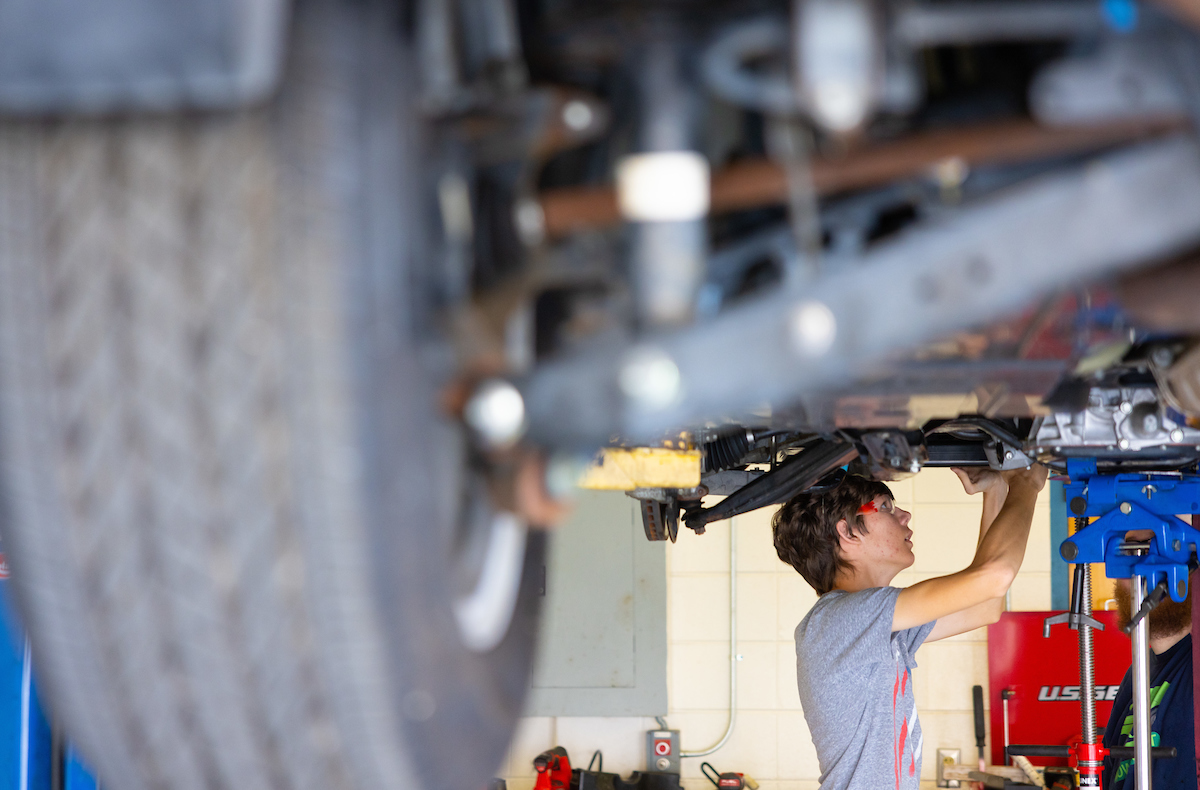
[534,747,573,790]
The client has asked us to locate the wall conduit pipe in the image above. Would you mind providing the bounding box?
[681,518,737,758]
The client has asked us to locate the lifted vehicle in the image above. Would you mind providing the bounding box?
[1,1,1200,790]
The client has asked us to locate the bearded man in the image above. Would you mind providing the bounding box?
[1100,540,1195,790]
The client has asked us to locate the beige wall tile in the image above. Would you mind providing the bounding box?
[671,642,732,710]
[734,641,780,711]
[777,573,818,640]
[736,506,785,573]
[736,573,780,642]
[913,468,977,504]
[555,717,656,775]
[777,710,821,780]
[913,641,989,712]
[676,711,780,781]
[1008,572,1051,611]
[670,574,730,641]
[910,503,985,573]
[886,476,916,506]
[776,642,802,710]
[671,521,731,574]
[669,711,733,760]
[918,711,980,782]
[507,716,555,778]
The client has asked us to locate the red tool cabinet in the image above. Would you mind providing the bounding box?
[987,610,1130,767]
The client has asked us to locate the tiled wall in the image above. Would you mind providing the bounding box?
[499,468,1053,789]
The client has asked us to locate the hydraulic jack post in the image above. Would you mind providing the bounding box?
[1011,459,1193,789]
[1039,558,1107,787]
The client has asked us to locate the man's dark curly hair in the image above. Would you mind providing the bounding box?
[772,474,893,595]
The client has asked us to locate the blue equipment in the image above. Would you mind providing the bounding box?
[0,553,98,790]
[1059,457,1200,603]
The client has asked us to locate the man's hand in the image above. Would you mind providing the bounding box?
[1003,464,1049,494]
[953,467,1005,496]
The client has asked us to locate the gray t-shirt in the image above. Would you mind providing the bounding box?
[794,587,936,790]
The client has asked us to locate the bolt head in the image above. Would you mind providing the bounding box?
[1004,450,1014,460]
[616,152,710,222]
[1120,502,1132,514]
[1152,346,1175,367]
[562,100,595,131]
[790,300,837,357]
[619,347,682,411]
[1120,401,1133,414]
[1118,438,1130,450]
[513,199,546,246]
[464,379,527,449]
[1171,428,1184,443]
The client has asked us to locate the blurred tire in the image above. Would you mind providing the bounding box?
[0,2,542,789]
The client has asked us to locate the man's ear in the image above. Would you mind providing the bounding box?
[835,519,858,548]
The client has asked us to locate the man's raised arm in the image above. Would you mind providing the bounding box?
[892,464,1048,634]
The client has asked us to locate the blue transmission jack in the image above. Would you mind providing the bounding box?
[1009,457,1198,788]
[1059,457,1200,602]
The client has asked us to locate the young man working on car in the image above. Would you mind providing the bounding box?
[1100,534,1194,789]
[773,464,1047,790]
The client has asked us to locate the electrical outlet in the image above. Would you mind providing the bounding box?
[936,748,961,788]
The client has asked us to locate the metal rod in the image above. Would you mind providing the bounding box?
[1078,564,1097,744]
[1002,691,1011,765]
[537,117,1186,238]
[1076,562,1102,787]
[765,118,822,279]
[1131,574,1153,790]
[19,639,30,790]
[1080,561,1099,739]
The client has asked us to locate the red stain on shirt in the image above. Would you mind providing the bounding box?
[893,665,913,789]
